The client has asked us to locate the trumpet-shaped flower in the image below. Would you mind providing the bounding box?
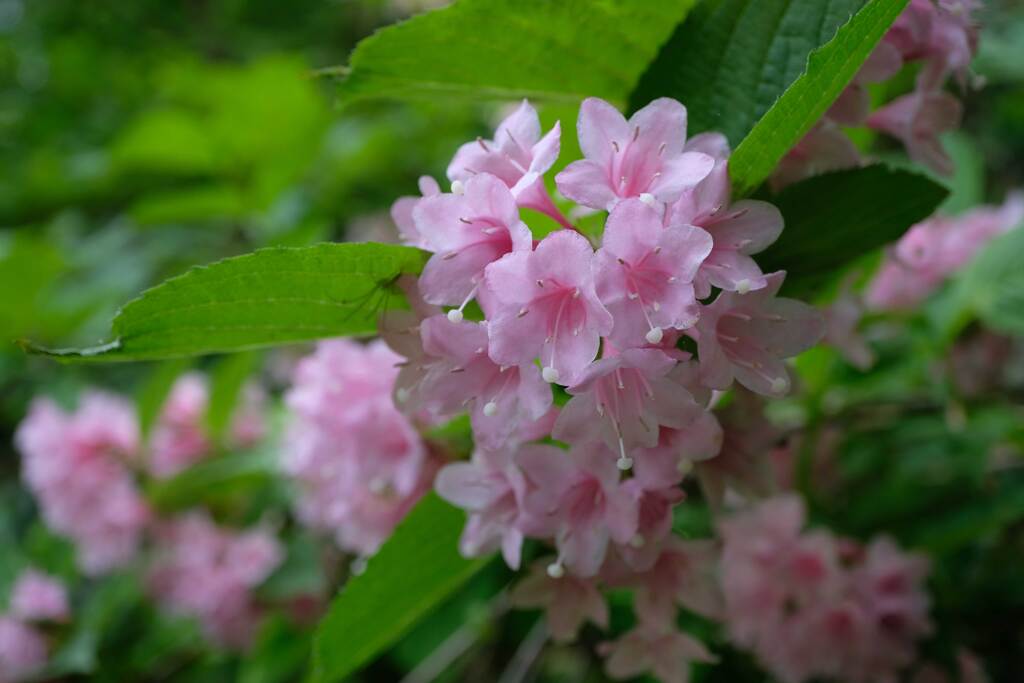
[556,97,714,211]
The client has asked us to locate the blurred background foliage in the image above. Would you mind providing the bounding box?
[0,0,1023,681]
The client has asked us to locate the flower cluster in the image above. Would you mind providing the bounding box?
[282,339,437,556]
[147,514,282,650]
[719,496,932,683]
[15,392,150,575]
[775,0,980,188]
[150,372,267,479]
[13,376,282,652]
[867,193,1024,310]
[386,95,824,681]
[0,569,69,682]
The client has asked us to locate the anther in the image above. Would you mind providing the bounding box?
[546,561,565,579]
[542,366,560,383]
[630,534,645,548]
[639,192,656,207]
[770,377,789,394]
[447,309,464,323]
[483,401,498,417]
[736,279,752,294]
[646,327,664,344]
[517,307,529,318]
[451,180,465,195]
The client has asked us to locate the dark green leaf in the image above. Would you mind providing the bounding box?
[758,165,948,297]
[22,243,428,362]
[729,0,909,194]
[310,493,489,683]
[630,0,864,142]
[336,0,697,106]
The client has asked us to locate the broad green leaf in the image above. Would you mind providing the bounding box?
[957,225,1024,337]
[729,0,909,194]
[758,165,947,297]
[22,243,428,362]
[311,493,489,683]
[630,0,865,142]
[335,0,697,106]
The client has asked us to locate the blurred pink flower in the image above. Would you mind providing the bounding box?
[599,624,715,683]
[509,559,607,642]
[9,570,69,623]
[15,393,149,575]
[147,514,282,650]
[0,617,48,682]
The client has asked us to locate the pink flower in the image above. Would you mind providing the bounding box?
[148,373,266,478]
[416,315,552,449]
[556,97,714,211]
[666,138,784,297]
[594,198,712,347]
[447,100,568,228]
[828,42,904,126]
[147,514,282,650]
[517,443,637,577]
[391,175,441,248]
[771,122,862,191]
[15,393,149,575]
[824,274,875,370]
[868,90,963,176]
[695,388,778,506]
[553,349,705,470]
[413,172,533,313]
[718,497,932,683]
[9,570,69,623]
[435,447,532,569]
[283,339,433,556]
[0,617,48,681]
[694,272,824,396]
[626,538,722,625]
[509,559,607,642]
[600,624,715,683]
[484,230,613,385]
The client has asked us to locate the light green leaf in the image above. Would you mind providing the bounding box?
[22,243,428,362]
[207,351,259,443]
[757,165,948,297]
[335,0,697,106]
[957,225,1024,337]
[630,0,865,142]
[310,493,489,683]
[729,0,909,194]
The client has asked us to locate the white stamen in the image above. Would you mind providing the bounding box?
[451,179,465,195]
[396,387,411,403]
[639,192,656,207]
[617,455,634,471]
[652,301,661,312]
[546,561,565,579]
[677,458,693,475]
[542,366,560,383]
[770,377,789,394]
[483,401,498,417]
[736,279,752,294]
[369,477,388,495]
[645,327,664,344]
[447,309,464,323]
[630,534,645,548]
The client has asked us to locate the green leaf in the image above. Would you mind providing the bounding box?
[136,359,191,437]
[630,0,865,142]
[22,243,428,362]
[207,351,259,443]
[729,0,909,194]
[957,225,1024,336]
[336,0,698,106]
[311,493,489,683]
[757,165,948,297]
[145,448,278,512]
